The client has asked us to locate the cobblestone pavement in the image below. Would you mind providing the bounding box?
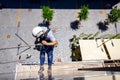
[0,8,120,73]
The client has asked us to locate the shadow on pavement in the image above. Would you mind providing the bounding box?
[70,20,80,30]
[97,21,109,32]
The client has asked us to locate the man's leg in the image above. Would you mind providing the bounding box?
[39,48,46,73]
[46,46,54,73]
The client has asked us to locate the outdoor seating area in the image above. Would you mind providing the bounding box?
[79,39,108,60]
[70,33,120,61]
[103,39,120,59]
[78,39,120,61]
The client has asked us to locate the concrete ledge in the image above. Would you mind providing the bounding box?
[16,61,106,79]
[16,61,104,72]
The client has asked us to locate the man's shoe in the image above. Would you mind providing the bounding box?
[39,73,44,80]
[47,66,52,74]
[38,66,44,73]
[48,71,52,80]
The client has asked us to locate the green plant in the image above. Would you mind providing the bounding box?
[79,33,88,38]
[78,5,89,21]
[42,6,54,21]
[108,8,120,23]
[91,31,100,38]
[72,35,79,48]
[115,34,120,39]
[100,34,114,39]
[108,8,120,34]
[112,34,120,39]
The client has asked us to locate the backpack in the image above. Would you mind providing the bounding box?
[34,28,50,51]
[35,27,50,44]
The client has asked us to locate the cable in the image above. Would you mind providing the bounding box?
[0,43,43,51]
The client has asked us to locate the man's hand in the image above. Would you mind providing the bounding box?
[42,40,58,46]
[42,40,48,45]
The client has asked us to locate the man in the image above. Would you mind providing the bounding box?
[32,24,57,73]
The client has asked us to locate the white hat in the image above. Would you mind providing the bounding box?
[32,26,44,38]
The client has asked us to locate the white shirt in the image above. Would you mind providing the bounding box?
[41,27,56,42]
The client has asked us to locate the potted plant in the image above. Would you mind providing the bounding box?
[70,35,82,61]
[72,35,79,48]
[42,6,54,25]
[104,19,109,25]
[108,7,120,24]
[108,7,120,34]
[77,5,89,26]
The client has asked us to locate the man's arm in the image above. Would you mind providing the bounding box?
[34,38,39,44]
[42,40,58,46]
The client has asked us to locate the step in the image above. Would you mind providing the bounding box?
[16,61,106,79]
